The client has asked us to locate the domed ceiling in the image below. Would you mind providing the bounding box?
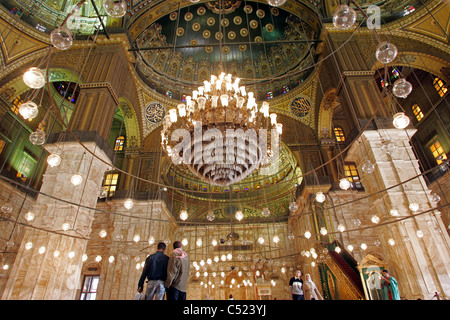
[131,0,322,99]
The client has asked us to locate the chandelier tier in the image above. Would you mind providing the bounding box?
[161,72,281,186]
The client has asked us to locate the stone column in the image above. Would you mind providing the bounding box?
[346,128,450,300]
[1,141,111,300]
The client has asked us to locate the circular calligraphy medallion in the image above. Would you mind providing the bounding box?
[145,102,166,124]
[290,96,312,118]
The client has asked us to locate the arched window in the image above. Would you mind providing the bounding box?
[430,140,447,164]
[334,127,345,142]
[412,104,423,121]
[433,77,447,97]
[114,136,125,151]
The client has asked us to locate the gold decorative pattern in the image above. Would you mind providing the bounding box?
[192,22,201,32]
[203,30,211,39]
[233,16,242,25]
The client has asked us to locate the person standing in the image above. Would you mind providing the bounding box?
[303,274,323,300]
[165,240,190,300]
[381,270,400,300]
[137,242,170,300]
[289,269,304,300]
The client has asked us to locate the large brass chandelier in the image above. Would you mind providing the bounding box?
[161,72,282,186]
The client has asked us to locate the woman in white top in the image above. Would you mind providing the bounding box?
[303,274,324,300]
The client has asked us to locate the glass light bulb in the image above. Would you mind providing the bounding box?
[206,211,215,221]
[47,153,61,167]
[261,207,271,217]
[416,230,424,238]
[273,235,280,243]
[68,251,75,258]
[332,5,357,30]
[315,192,326,203]
[320,227,328,236]
[390,209,399,216]
[430,193,441,204]
[82,254,88,261]
[196,238,202,246]
[25,242,33,250]
[99,229,107,238]
[409,202,419,212]
[133,234,140,243]
[289,201,298,212]
[235,210,244,221]
[339,178,351,190]
[257,237,265,244]
[50,26,73,50]
[53,250,60,258]
[24,211,35,221]
[61,221,71,231]
[148,236,155,245]
[103,0,127,18]
[392,78,413,98]
[71,173,83,186]
[371,215,380,224]
[29,129,46,145]
[227,253,232,260]
[179,209,188,221]
[392,112,410,129]
[304,231,311,239]
[23,67,46,89]
[109,256,115,263]
[360,243,368,250]
[121,199,135,211]
[347,244,354,252]
[388,238,395,246]
[1,204,13,214]
[362,160,375,173]
[335,246,341,253]
[375,42,398,64]
[19,101,39,120]
[95,255,102,262]
[337,224,345,232]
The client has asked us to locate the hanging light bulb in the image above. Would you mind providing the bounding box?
[24,211,35,222]
[109,256,115,263]
[61,221,71,231]
[375,42,398,64]
[347,244,354,252]
[212,239,218,246]
[261,207,271,217]
[266,0,286,7]
[67,251,75,258]
[181,238,188,246]
[50,26,73,50]
[38,246,46,254]
[320,227,328,236]
[206,211,215,221]
[339,178,351,190]
[430,193,441,204]
[315,192,326,203]
[335,246,341,253]
[196,238,202,247]
[390,209,399,217]
[227,253,232,260]
[179,209,188,221]
[103,0,127,18]
[19,101,39,120]
[337,224,345,232]
[133,234,140,243]
[416,230,424,238]
[25,242,33,250]
[99,229,107,238]
[47,153,62,167]
[392,78,413,98]
[82,254,88,261]
[360,243,368,250]
[304,231,311,239]
[95,255,102,262]
[289,202,298,212]
[124,198,134,210]
[53,250,60,258]
[409,202,419,212]
[273,235,280,243]
[388,238,395,246]
[235,210,244,221]
[1,203,13,214]
[362,160,375,173]
[29,129,46,145]
[371,215,380,224]
[392,112,410,129]
[332,5,357,30]
[257,237,265,244]
[23,67,46,89]
[70,173,83,186]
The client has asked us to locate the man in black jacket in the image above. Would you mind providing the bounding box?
[137,242,170,300]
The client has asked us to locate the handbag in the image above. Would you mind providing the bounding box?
[134,292,145,300]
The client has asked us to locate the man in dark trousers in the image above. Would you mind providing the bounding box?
[165,240,190,300]
[137,242,169,300]
[289,269,304,300]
